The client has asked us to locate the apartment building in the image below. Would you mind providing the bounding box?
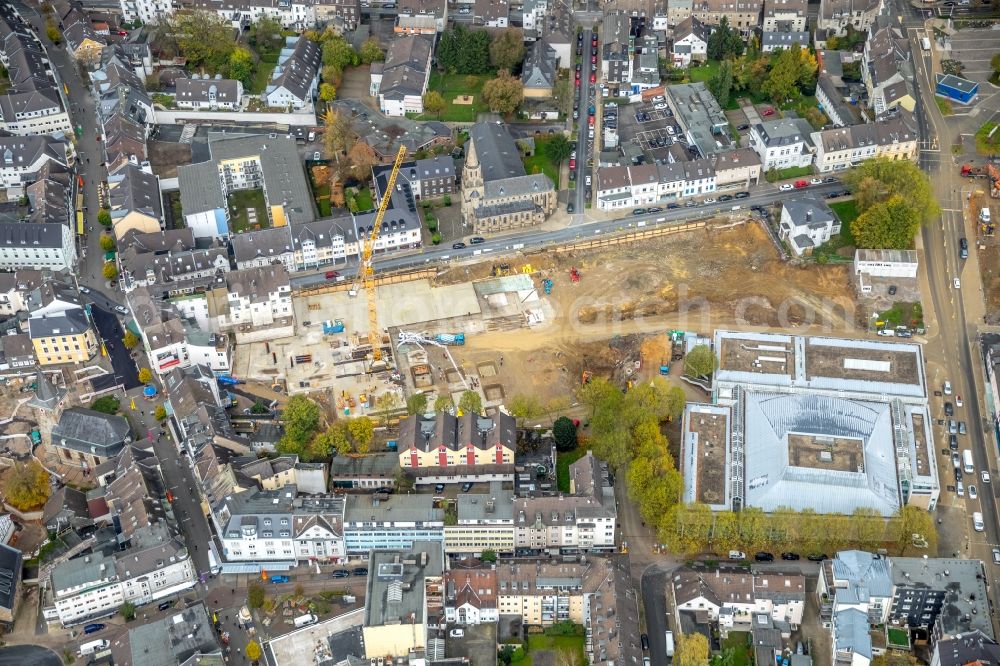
[0,269,40,315]
[233,456,328,495]
[374,156,456,201]
[862,21,915,114]
[497,558,610,626]
[0,222,75,272]
[28,295,98,366]
[397,412,517,470]
[109,163,162,241]
[352,167,422,255]
[232,217,353,272]
[50,407,131,467]
[444,482,515,555]
[818,0,883,37]
[264,37,321,110]
[811,114,918,173]
[343,493,444,553]
[779,197,840,256]
[215,484,345,566]
[49,523,196,626]
[0,135,70,197]
[370,35,433,117]
[749,118,816,170]
[314,0,360,30]
[763,0,807,30]
[210,264,294,343]
[690,0,764,35]
[175,77,244,111]
[443,569,499,625]
[671,567,806,631]
[672,17,709,66]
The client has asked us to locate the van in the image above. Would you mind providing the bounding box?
[728,550,746,560]
[982,208,991,223]
[974,512,985,532]
[80,640,110,655]
[957,481,965,497]
[964,449,975,474]
[294,613,318,628]
[960,237,969,259]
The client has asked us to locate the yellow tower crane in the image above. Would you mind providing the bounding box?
[358,145,407,363]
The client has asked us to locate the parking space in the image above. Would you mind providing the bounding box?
[616,101,702,166]
[948,29,999,83]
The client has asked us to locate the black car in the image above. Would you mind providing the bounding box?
[451,242,466,250]
[737,123,750,131]
[807,553,828,562]
[470,236,486,245]
[352,567,369,576]
[331,570,351,578]
[888,285,897,295]
[781,552,800,561]
[648,207,662,213]
[158,600,174,611]
[824,176,838,183]
[755,552,775,562]
[576,63,581,72]
[641,634,649,651]
[567,202,575,213]
[461,482,473,492]
[944,402,954,417]
[735,191,750,199]
[950,434,958,450]
[435,483,445,493]
[667,203,680,209]
[718,195,733,202]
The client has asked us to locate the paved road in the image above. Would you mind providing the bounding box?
[89,305,140,390]
[0,645,61,666]
[573,29,597,214]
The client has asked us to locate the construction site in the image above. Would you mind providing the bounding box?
[964,162,1000,323]
[231,218,861,421]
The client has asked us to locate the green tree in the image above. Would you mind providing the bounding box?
[851,195,920,250]
[665,385,686,422]
[252,16,284,53]
[91,396,120,414]
[319,82,337,102]
[359,37,384,64]
[99,235,116,252]
[458,29,491,74]
[844,157,939,225]
[708,58,734,109]
[482,70,524,116]
[406,392,428,415]
[436,26,462,72]
[434,394,454,413]
[458,390,483,416]
[661,502,714,555]
[553,78,573,116]
[45,23,61,44]
[322,109,355,159]
[227,47,255,86]
[251,401,270,414]
[684,345,717,379]
[97,209,112,226]
[480,548,497,562]
[851,507,886,550]
[992,53,1000,77]
[375,392,399,427]
[490,28,525,71]
[246,640,262,664]
[348,416,375,454]
[122,330,139,349]
[322,36,358,72]
[120,601,136,621]
[508,393,543,424]
[763,45,801,104]
[552,416,578,451]
[321,421,352,455]
[103,262,118,280]
[543,134,572,165]
[706,16,743,61]
[674,633,710,666]
[422,90,447,117]
[277,395,321,455]
[168,11,237,70]
[154,405,167,421]
[138,368,153,384]
[4,461,50,511]
[893,505,937,555]
[247,583,266,609]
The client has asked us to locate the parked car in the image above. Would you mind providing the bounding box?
[158,600,174,611]
[888,285,897,295]
[945,402,954,417]
[331,570,350,578]
[737,123,750,131]
[79,286,91,294]
[718,195,733,202]
[469,237,486,245]
[352,567,369,576]
[450,629,465,638]
[632,208,647,215]
[762,107,775,116]
[956,394,964,407]
[461,482,473,492]
[806,553,828,562]
[641,634,649,651]
[667,203,680,209]
[983,471,991,484]
[970,484,978,499]
[84,624,106,635]
[114,305,128,315]
[950,434,958,450]
[779,183,794,191]
[647,207,662,213]
[954,277,961,289]
[735,191,750,199]
[809,178,822,185]
[325,270,340,279]
[794,180,808,188]
[993,548,1000,564]
[434,483,445,493]
[755,552,774,562]
[451,242,466,250]
[728,550,746,559]
[959,421,967,435]
[781,552,800,561]
[824,176,838,183]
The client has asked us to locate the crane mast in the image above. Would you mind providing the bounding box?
[361,145,407,362]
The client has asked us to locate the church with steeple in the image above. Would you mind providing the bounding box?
[461,122,556,234]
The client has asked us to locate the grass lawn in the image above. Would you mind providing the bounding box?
[688,59,721,84]
[877,301,923,329]
[887,627,910,648]
[248,51,280,95]
[410,72,491,122]
[355,187,374,211]
[765,165,814,183]
[511,633,586,666]
[228,188,269,233]
[936,96,954,116]
[557,447,587,492]
[523,136,560,185]
[976,121,1000,155]
[812,200,858,262]
[715,632,752,666]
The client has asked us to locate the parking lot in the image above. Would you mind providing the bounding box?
[947,28,1000,84]
[616,99,699,165]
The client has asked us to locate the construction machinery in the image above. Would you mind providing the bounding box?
[961,163,1000,198]
[355,145,407,364]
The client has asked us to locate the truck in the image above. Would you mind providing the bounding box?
[665,631,675,658]
[80,639,110,655]
[270,574,290,584]
[434,333,465,345]
[293,613,318,628]
[964,449,975,474]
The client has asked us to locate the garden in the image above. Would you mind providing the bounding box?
[812,200,859,264]
[522,135,562,186]
[504,623,586,666]
[411,72,492,122]
[228,189,270,233]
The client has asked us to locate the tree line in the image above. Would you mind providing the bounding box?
[842,158,939,250]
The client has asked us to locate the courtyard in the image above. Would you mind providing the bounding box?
[228,188,269,233]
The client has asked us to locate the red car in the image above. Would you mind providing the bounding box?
[589,116,595,126]
[569,158,576,169]
[591,54,597,63]
[590,73,596,83]
[325,270,340,279]
[575,79,581,88]
[762,107,775,116]
[794,180,808,188]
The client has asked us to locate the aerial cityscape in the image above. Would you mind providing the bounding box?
[0,0,992,663]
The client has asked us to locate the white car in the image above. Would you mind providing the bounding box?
[970,484,978,499]
[983,471,991,484]
[704,198,717,204]
[779,184,794,191]
[954,277,961,289]
[79,286,91,294]
[810,178,822,185]
[944,380,952,395]
[114,305,128,315]
[585,175,592,186]
[654,103,668,110]
[993,548,1000,564]
[652,95,665,103]
[956,395,964,407]
[449,629,464,638]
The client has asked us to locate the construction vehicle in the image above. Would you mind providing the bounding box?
[659,361,670,375]
[434,333,465,345]
[570,267,581,283]
[323,319,345,335]
[961,162,1000,198]
[543,278,553,294]
[354,145,408,365]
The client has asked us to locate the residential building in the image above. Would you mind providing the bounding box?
[672,16,708,67]
[0,135,70,197]
[215,484,345,566]
[117,237,231,294]
[333,99,452,161]
[50,407,131,467]
[930,632,1000,666]
[705,331,940,514]
[93,56,153,131]
[118,0,172,26]
[474,0,509,26]
[49,523,196,626]
[522,42,558,98]
[0,269,40,315]
[178,134,315,239]
[60,5,105,64]
[329,453,399,490]
[689,0,764,35]
[0,542,20,624]
[343,493,444,553]
[664,82,733,157]
[353,166,422,254]
[371,35,433,117]
[26,170,71,227]
[210,264,294,343]
[749,118,815,170]
[761,31,810,52]
[460,122,556,234]
[373,156,456,201]
[862,22,914,115]
[444,568,498,625]
[522,0,546,31]
[398,411,517,470]
[601,12,633,91]
[818,0,883,37]
[0,333,34,370]
[124,603,221,666]
[513,451,617,553]
[779,197,840,256]
[815,60,858,128]
[175,76,243,111]
[670,567,806,631]
[109,163,162,241]
[234,455,328,495]
[314,0,360,31]
[587,554,643,666]
[497,557,611,625]
[396,0,448,32]
[444,481,515,555]
[811,114,918,173]
[264,37,320,110]
[362,542,444,658]
[28,299,98,366]
[763,0,807,31]
[854,249,918,279]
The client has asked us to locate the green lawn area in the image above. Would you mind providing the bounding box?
[688,59,720,83]
[510,630,585,666]
[877,302,924,329]
[355,187,374,211]
[523,136,560,186]
[228,189,269,233]
[409,72,491,122]
[887,627,910,648]
[813,200,858,263]
[976,121,1000,155]
[764,165,814,183]
[936,96,954,117]
[248,51,280,95]
[557,447,587,492]
[711,632,752,666]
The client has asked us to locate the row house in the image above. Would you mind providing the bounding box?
[811,114,918,173]
[231,218,352,272]
[0,268,40,316]
[210,264,294,344]
[595,159,720,211]
[0,135,70,198]
[444,482,516,555]
[862,21,915,115]
[397,412,517,482]
[671,567,807,631]
[497,558,610,626]
[374,156,456,201]
[818,0,883,38]
[762,0,807,31]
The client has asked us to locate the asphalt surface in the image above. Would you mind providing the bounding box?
[0,646,61,666]
[88,305,141,390]
[573,30,597,214]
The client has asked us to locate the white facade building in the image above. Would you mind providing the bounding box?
[0,223,75,271]
[749,118,816,171]
[854,249,918,278]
